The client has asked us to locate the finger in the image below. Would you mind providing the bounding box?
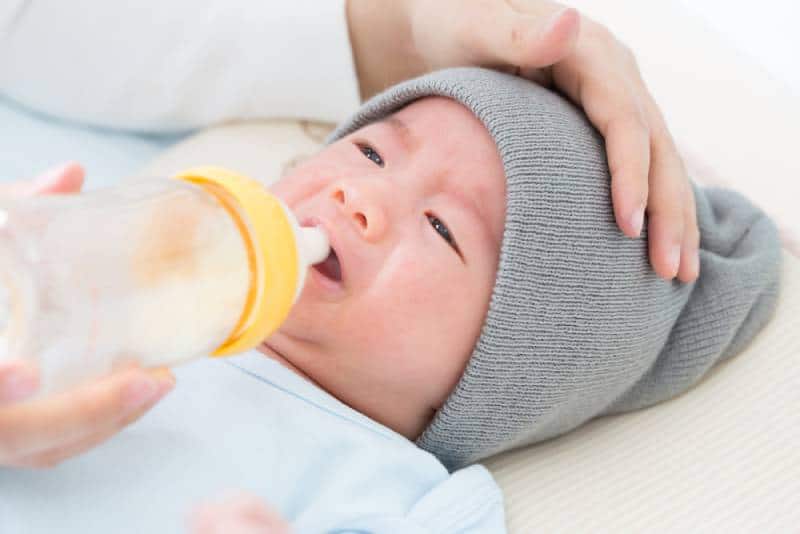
[33,161,85,194]
[0,367,174,462]
[12,377,172,469]
[522,6,581,67]
[556,65,651,238]
[548,20,689,275]
[580,77,653,237]
[189,494,289,534]
[646,137,687,280]
[462,3,580,69]
[0,361,40,404]
[606,112,651,237]
[677,183,701,283]
[636,89,695,281]
[779,224,800,258]
[14,368,174,468]
[0,162,85,197]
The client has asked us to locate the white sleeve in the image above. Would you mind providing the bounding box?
[0,0,361,132]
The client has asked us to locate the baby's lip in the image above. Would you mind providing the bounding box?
[301,216,346,288]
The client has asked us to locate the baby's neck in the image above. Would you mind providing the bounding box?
[257,341,320,387]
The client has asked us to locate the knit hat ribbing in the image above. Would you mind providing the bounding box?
[329,68,782,471]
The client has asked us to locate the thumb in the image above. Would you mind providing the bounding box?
[465,3,580,69]
[0,162,85,198]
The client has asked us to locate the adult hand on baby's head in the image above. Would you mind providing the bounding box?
[0,163,176,468]
[348,0,699,282]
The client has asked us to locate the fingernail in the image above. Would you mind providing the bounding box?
[691,249,700,279]
[629,206,644,236]
[0,365,38,402]
[32,163,71,189]
[667,244,681,278]
[123,375,159,411]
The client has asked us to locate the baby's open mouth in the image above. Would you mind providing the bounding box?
[313,248,342,282]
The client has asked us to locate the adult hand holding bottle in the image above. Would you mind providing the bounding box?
[0,163,175,469]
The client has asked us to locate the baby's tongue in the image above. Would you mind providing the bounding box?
[314,249,342,281]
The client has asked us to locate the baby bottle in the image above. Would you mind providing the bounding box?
[0,166,329,395]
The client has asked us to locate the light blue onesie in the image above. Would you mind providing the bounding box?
[0,352,506,533]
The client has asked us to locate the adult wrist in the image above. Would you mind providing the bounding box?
[346,0,421,99]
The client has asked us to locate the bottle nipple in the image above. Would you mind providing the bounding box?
[300,226,330,265]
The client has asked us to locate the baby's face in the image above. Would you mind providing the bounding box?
[266,97,506,439]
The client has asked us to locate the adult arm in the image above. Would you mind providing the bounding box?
[0,0,361,130]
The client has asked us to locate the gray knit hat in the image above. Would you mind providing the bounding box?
[329,68,782,471]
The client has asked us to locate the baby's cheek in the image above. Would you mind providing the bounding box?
[371,256,463,334]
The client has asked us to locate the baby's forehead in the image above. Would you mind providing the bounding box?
[392,96,483,129]
[379,97,499,159]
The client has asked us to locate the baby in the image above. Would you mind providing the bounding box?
[0,68,781,533]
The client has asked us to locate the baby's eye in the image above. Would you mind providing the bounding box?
[357,143,384,167]
[426,213,460,255]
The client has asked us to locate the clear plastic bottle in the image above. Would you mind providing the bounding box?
[0,167,329,395]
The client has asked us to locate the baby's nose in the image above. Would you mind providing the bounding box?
[330,182,389,242]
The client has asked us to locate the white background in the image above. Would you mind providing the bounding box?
[678,0,799,95]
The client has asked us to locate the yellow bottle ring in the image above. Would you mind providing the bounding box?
[174,167,298,356]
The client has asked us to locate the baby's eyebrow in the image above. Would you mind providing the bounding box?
[378,116,419,153]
